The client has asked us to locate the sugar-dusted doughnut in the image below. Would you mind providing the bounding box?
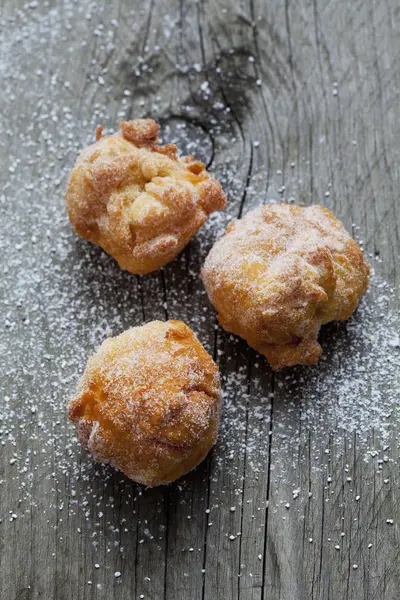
[68,320,221,486]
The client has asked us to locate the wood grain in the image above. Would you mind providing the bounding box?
[0,0,399,599]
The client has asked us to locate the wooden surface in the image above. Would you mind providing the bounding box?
[0,1,399,599]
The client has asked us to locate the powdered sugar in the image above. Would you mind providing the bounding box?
[0,0,399,588]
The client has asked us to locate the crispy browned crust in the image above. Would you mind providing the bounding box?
[201,204,370,370]
[66,119,226,275]
[68,320,221,486]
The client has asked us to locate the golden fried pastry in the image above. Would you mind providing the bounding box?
[68,320,221,486]
[66,119,226,274]
[202,203,370,370]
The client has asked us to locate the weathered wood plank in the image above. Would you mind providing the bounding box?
[0,1,399,599]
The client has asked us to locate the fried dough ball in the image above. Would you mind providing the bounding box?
[66,119,226,275]
[68,320,221,486]
[202,203,370,370]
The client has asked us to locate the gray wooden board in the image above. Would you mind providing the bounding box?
[0,0,399,599]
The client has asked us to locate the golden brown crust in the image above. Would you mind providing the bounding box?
[66,119,226,275]
[68,320,221,486]
[201,204,370,370]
